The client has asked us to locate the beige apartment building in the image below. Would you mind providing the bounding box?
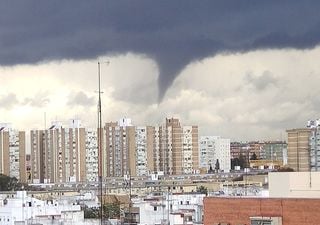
[152,118,199,175]
[104,121,136,177]
[103,118,199,177]
[30,120,87,183]
[287,128,311,171]
[29,118,199,183]
[0,124,26,182]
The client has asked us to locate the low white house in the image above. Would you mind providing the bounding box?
[134,192,204,225]
[0,191,83,225]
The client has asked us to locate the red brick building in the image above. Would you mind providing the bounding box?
[204,197,320,225]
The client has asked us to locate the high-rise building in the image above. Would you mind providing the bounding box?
[30,120,92,183]
[0,123,26,182]
[30,130,45,183]
[135,126,154,176]
[154,118,199,175]
[104,121,136,177]
[308,119,320,171]
[287,128,311,172]
[85,128,99,182]
[30,117,199,182]
[199,136,230,172]
[102,118,199,177]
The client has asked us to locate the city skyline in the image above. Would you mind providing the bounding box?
[1,1,320,141]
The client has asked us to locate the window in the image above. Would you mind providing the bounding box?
[154,206,157,211]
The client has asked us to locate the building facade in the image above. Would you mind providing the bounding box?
[85,129,99,182]
[200,136,230,172]
[104,121,136,178]
[308,119,320,171]
[29,118,199,182]
[261,141,287,165]
[287,128,311,172]
[0,123,26,182]
[269,172,320,198]
[158,118,199,175]
[30,120,90,183]
[103,118,199,177]
[204,197,320,225]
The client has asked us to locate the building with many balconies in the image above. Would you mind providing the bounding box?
[0,123,26,182]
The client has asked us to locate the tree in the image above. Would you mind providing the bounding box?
[0,174,24,191]
[208,164,214,174]
[239,154,247,169]
[215,159,220,172]
[277,167,294,172]
[231,158,240,170]
[250,152,257,160]
[196,185,208,196]
[103,203,120,219]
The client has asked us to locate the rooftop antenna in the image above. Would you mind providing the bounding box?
[97,61,109,225]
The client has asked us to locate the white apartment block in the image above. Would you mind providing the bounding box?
[200,136,231,172]
[135,126,148,176]
[0,123,26,182]
[85,129,99,182]
[182,126,197,174]
[308,119,320,171]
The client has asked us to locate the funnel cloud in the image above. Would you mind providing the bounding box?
[1,1,320,100]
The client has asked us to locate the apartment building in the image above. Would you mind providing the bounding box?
[308,119,320,171]
[0,123,26,182]
[155,118,199,175]
[199,136,230,172]
[135,126,155,176]
[30,130,45,183]
[30,120,88,183]
[152,125,166,173]
[85,129,99,182]
[261,141,287,164]
[103,120,155,177]
[104,120,136,177]
[29,117,199,182]
[287,128,311,172]
[103,118,199,177]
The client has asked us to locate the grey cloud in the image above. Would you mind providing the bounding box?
[67,91,95,107]
[245,71,278,90]
[0,93,19,109]
[1,1,320,101]
[22,91,50,107]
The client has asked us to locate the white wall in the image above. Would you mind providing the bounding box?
[199,136,231,172]
[269,172,320,198]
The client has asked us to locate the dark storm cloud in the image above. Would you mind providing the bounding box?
[67,91,95,107]
[1,1,320,100]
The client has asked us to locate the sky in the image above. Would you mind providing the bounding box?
[1,1,320,141]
